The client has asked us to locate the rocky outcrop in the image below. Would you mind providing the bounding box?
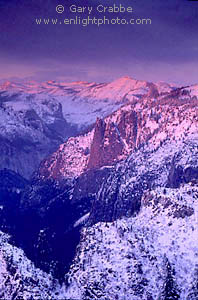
[167,162,198,188]
[87,118,106,169]
[87,111,138,170]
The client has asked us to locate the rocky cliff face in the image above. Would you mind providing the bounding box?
[87,110,138,169]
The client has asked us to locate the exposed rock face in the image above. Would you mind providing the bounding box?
[87,111,138,169]
[87,118,106,169]
[0,78,196,180]
[2,134,198,298]
[167,166,198,188]
[166,164,184,188]
[71,168,111,201]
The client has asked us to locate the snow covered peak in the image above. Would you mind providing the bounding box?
[1,81,12,89]
[0,81,20,91]
[110,75,146,86]
[91,76,156,100]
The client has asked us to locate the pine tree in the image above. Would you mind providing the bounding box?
[161,258,180,300]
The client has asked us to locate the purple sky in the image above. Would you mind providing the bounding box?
[0,0,198,85]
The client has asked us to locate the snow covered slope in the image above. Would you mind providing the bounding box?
[66,184,198,300]
[0,231,67,299]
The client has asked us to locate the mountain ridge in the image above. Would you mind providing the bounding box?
[38,84,198,181]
